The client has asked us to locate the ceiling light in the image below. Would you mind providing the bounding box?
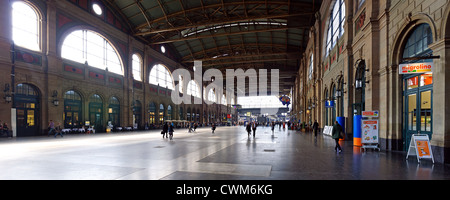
[92,3,103,16]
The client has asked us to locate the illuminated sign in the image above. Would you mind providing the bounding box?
[399,62,433,74]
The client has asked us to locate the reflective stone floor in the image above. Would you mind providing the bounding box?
[1,126,449,180]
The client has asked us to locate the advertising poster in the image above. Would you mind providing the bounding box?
[416,140,431,158]
[361,120,379,144]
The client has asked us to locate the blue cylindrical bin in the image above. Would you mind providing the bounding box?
[337,117,345,140]
[353,115,362,146]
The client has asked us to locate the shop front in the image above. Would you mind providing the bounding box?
[400,23,434,151]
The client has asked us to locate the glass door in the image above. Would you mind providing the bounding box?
[419,90,432,136]
[405,93,417,150]
[403,80,433,151]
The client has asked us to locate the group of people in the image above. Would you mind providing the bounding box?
[47,120,63,138]
[0,121,11,138]
[161,122,174,140]
[245,122,258,138]
[246,120,344,153]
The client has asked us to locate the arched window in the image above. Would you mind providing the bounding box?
[15,83,40,137]
[402,24,433,60]
[308,54,314,80]
[187,80,201,98]
[61,30,123,75]
[167,105,172,120]
[331,85,337,123]
[149,64,174,90]
[132,54,142,81]
[221,94,227,105]
[325,0,345,56]
[108,97,120,126]
[208,89,216,103]
[12,2,40,51]
[89,94,103,130]
[149,102,156,124]
[159,104,165,122]
[64,90,82,128]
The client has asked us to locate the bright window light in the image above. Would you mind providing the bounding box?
[12,2,40,51]
[238,96,284,108]
[61,29,123,75]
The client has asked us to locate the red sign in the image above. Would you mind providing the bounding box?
[227,114,232,119]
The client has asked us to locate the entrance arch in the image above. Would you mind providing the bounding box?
[15,83,40,137]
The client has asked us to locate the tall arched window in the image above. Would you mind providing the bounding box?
[149,64,174,90]
[89,94,103,130]
[187,80,201,98]
[159,104,165,122]
[132,54,142,81]
[108,97,120,126]
[167,105,172,120]
[61,30,123,75]
[308,54,314,80]
[325,0,345,56]
[149,102,156,124]
[208,89,216,103]
[64,90,82,129]
[12,1,40,51]
[221,94,227,105]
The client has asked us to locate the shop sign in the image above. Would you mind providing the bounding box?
[399,62,433,74]
[362,110,379,118]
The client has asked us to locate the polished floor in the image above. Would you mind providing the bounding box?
[0,126,449,180]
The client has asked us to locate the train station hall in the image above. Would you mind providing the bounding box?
[1,0,450,181]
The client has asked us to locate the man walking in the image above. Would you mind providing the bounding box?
[331,121,343,153]
[312,120,319,137]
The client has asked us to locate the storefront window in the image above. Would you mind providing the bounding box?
[420,73,433,87]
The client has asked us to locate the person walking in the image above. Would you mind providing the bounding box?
[312,120,319,137]
[251,122,257,138]
[246,122,252,138]
[211,123,216,134]
[168,123,174,140]
[54,122,63,138]
[162,122,168,138]
[271,122,275,133]
[331,121,344,153]
[47,120,55,137]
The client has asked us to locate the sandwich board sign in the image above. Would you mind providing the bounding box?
[406,134,434,163]
[361,120,380,151]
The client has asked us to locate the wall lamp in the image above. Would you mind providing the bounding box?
[52,90,59,106]
[4,84,12,103]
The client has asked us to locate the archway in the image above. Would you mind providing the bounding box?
[15,83,40,137]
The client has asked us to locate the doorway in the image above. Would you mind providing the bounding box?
[14,83,40,137]
[403,74,433,151]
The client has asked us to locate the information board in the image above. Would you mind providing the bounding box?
[361,120,379,144]
[406,134,434,163]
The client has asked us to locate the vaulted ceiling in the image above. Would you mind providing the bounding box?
[102,0,321,95]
